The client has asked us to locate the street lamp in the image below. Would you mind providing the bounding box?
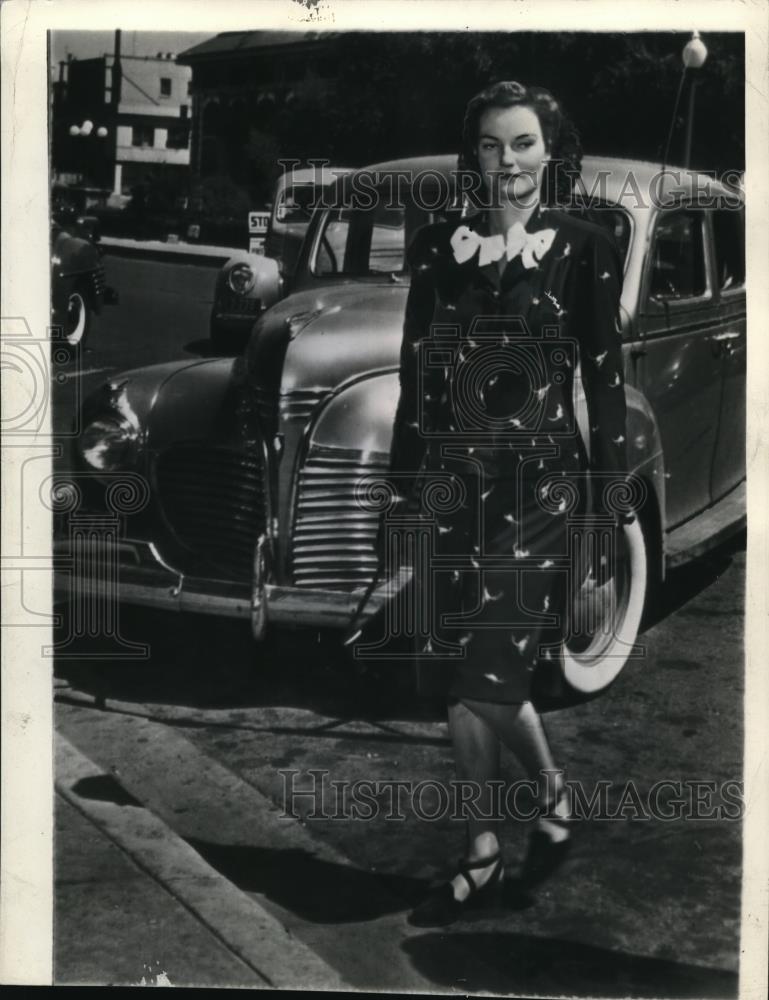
[69,120,110,139]
[65,121,111,189]
[661,31,709,172]
[682,32,708,168]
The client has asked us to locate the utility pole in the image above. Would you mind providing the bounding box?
[112,30,123,194]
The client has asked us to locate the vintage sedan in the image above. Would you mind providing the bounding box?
[51,215,118,352]
[209,165,351,354]
[55,155,745,699]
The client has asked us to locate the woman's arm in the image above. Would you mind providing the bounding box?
[575,226,631,514]
[387,265,438,493]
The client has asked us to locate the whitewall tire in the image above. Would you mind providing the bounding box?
[65,289,90,347]
[561,515,649,695]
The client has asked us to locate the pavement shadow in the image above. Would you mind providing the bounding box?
[185,838,425,924]
[54,529,744,721]
[70,775,143,808]
[403,930,738,998]
[644,529,745,629]
[53,608,446,724]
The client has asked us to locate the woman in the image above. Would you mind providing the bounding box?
[384,81,631,927]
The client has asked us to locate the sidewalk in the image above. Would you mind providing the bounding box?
[55,734,346,989]
[99,235,242,266]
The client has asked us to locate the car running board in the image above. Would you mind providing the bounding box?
[665,481,746,568]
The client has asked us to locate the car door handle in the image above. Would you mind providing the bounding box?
[711,331,741,356]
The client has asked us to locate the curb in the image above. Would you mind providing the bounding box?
[55,733,347,992]
[100,236,241,266]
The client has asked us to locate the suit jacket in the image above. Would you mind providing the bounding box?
[386,205,629,515]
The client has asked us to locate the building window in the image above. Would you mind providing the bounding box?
[160,77,172,97]
[132,125,155,148]
[166,126,188,150]
[187,81,192,96]
[180,104,188,119]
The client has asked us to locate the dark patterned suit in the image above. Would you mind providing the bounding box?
[386,205,629,703]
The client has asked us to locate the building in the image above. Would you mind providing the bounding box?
[177,31,339,199]
[52,40,192,197]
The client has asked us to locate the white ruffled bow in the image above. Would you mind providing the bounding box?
[450,221,557,269]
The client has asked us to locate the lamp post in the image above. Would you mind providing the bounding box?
[682,31,708,169]
[67,121,111,189]
[661,31,709,175]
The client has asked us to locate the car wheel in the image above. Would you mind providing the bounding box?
[559,514,649,697]
[64,287,91,349]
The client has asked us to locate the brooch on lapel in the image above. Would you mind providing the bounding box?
[450,221,557,269]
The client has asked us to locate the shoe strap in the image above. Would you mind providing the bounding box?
[458,851,501,870]
[539,790,572,824]
[455,853,502,896]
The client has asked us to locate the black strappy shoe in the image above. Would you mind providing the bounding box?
[519,793,573,890]
[407,853,505,927]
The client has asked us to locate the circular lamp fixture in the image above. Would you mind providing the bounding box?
[682,31,708,69]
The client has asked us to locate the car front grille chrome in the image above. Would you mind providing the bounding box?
[253,386,327,438]
[291,445,391,590]
[92,265,106,299]
[155,442,267,583]
[251,532,270,640]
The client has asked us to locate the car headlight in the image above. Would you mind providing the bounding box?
[78,416,136,471]
[228,263,255,295]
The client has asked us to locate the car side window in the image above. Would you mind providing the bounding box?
[649,210,707,301]
[565,202,632,269]
[368,205,406,273]
[315,210,350,276]
[711,207,745,292]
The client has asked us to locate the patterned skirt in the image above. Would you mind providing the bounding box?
[414,444,588,704]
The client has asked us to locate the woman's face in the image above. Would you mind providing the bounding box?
[476,104,550,208]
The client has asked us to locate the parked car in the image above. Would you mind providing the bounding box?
[50,217,118,351]
[209,166,351,354]
[56,155,745,700]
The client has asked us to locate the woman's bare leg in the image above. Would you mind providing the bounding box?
[446,699,504,900]
[460,698,570,833]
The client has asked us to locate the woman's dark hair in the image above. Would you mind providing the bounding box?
[459,80,583,208]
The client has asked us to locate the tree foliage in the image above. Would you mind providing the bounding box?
[269,31,744,176]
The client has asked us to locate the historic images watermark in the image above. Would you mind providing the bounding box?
[278,158,745,212]
[279,768,745,823]
[2,315,151,659]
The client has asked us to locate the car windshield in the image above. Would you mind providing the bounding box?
[311,183,632,278]
[275,183,323,224]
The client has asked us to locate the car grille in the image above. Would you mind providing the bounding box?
[155,442,266,582]
[91,265,106,300]
[253,386,327,441]
[291,445,390,590]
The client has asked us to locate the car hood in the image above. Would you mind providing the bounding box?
[245,282,408,394]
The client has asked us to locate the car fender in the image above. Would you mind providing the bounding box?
[309,372,667,580]
[308,371,400,458]
[79,358,239,476]
[311,375,664,498]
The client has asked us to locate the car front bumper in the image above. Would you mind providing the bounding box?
[53,535,401,639]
